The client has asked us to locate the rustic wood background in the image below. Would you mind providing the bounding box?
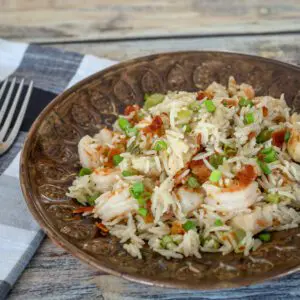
[2,0,300,299]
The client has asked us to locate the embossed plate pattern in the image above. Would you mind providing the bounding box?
[20,52,300,290]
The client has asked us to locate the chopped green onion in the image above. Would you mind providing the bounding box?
[161,235,173,248]
[87,192,101,206]
[256,129,273,143]
[177,110,193,122]
[188,101,201,112]
[183,220,196,231]
[239,97,254,107]
[257,160,271,175]
[266,193,280,204]
[284,131,291,142]
[113,154,124,166]
[187,176,200,189]
[264,150,277,163]
[153,140,168,151]
[79,168,92,176]
[125,126,138,137]
[214,219,223,226]
[260,147,277,163]
[209,154,224,169]
[144,93,165,110]
[204,100,216,113]
[244,112,254,125]
[138,208,148,217]
[130,182,144,199]
[209,170,222,182]
[122,170,136,177]
[224,145,237,157]
[260,147,273,154]
[258,232,271,242]
[118,117,130,131]
[136,192,151,206]
[137,196,146,206]
[184,124,192,133]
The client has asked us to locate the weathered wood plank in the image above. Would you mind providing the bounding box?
[7,238,300,300]
[1,0,300,43]
[53,33,300,64]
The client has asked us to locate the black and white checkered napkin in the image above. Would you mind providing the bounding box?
[0,39,117,299]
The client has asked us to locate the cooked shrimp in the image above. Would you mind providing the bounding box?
[78,135,103,169]
[287,128,300,163]
[231,205,273,234]
[91,167,121,193]
[94,128,114,145]
[175,186,204,216]
[94,187,138,222]
[203,181,259,212]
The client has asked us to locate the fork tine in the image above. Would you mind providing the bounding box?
[0,77,16,124]
[0,79,24,141]
[5,81,33,147]
[0,78,8,100]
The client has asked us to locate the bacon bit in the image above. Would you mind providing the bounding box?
[171,221,185,235]
[222,99,238,107]
[272,129,286,148]
[190,159,211,183]
[236,165,257,186]
[73,206,94,214]
[143,115,164,136]
[239,246,245,251]
[248,131,256,140]
[262,106,268,117]
[96,222,109,234]
[273,115,286,123]
[124,104,140,116]
[256,219,268,227]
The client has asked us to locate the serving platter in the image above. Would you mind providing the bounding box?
[20,51,300,290]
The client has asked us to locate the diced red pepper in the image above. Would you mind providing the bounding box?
[143,115,164,136]
[272,129,286,148]
[124,104,140,116]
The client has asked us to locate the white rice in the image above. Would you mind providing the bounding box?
[67,76,300,260]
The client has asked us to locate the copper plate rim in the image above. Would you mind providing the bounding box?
[20,51,300,290]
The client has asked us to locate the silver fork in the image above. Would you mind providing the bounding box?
[0,78,33,156]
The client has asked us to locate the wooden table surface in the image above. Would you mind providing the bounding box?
[2,0,300,299]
